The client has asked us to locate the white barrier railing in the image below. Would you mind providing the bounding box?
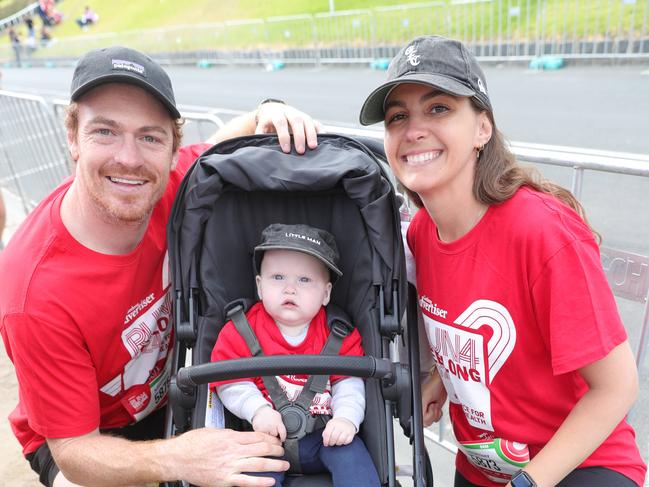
[0,1,38,33]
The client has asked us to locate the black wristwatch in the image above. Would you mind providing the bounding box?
[259,98,286,106]
[511,470,537,487]
[254,98,286,124]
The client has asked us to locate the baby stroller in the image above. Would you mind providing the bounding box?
[165,134,432,486]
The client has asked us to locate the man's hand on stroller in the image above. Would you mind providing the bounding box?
[255,102,322,155]
[322,417,356,447]
[252,405,288,442]
[171,427,289,486]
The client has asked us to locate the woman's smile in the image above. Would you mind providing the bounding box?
[403,150,443,166]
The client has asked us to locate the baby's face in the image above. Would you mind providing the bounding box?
[256,249,332,329]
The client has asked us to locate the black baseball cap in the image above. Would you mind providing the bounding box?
[254,223,342,282]
[70,46,181,119]
[359,35,491,125]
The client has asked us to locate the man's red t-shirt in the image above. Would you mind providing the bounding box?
[0,143,209,455]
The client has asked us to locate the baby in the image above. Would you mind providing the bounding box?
[211,223,379,486]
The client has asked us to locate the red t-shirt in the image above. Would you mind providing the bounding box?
[0,143,210,455]
[211,302,364,415]
[407,187,646,486]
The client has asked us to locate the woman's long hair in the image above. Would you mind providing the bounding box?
[402,99,600,242]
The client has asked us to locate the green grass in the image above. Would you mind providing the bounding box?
[36,0,437,36]
[3,0,648,55]
[0,0,31,19]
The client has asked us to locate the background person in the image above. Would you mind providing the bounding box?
[212,223,379,487]
[8,28,22,67]
[40,25,52,47]
[76,6,99,29]
[359,35,646,487]
[0,45,320,487]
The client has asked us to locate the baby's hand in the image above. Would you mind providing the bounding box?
[252,406,287,442]
[322,417,356,447]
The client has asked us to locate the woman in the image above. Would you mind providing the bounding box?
[359,36,646,487]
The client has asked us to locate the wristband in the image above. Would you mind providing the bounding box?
[255,98,286,125]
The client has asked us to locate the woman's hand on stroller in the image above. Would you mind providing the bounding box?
[422,367,448,427]
[252,405,288,442]
[171,427,289,486]
[255,102,322,155]
[322,417,356,447]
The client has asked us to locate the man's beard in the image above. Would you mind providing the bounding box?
[88,164,166,224]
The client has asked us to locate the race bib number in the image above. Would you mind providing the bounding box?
[121,358,171,422]
[458,438,530,484]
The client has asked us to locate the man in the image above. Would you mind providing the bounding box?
[0,46,320,487]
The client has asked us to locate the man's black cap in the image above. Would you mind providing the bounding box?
[359,35,491,125]
[70,46,181,119]
[254,223,342,282]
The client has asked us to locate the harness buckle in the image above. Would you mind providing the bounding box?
[330,319,352,339]
[279,403,311,439]
[225,301,245,320]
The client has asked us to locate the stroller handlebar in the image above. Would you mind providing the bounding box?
[175,355,395,394]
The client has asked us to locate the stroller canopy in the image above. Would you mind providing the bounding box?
[169,134,407,345]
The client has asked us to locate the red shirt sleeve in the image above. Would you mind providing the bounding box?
[531,237,627,375]
[2,313,100,440]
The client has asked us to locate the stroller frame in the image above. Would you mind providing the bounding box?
[164,134,431,487]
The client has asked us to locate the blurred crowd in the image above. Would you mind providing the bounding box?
[4,2,99,67]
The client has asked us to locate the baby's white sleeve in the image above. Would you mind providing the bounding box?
[217,382,270,423]
[331,377,365,431]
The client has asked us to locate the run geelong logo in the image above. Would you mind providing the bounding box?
[112,59,145,75]
[124,293,155,325]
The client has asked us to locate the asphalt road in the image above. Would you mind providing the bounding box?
[2,63,649,153]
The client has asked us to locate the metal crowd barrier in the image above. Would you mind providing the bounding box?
[1,92,648,465]
[2,0,648,65]
[0,1,38,33]
[0,90,71,213]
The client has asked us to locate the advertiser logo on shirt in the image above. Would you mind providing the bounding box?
[123,293,155,325]
[419,294,448,319]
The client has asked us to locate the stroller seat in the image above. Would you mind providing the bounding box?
[165,134,431,486]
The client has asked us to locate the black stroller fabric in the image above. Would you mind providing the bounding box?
[168,134,412,486]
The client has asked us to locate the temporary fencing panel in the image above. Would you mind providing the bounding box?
[0,90,71,213]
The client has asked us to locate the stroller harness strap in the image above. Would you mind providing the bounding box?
[227,302,353,473]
